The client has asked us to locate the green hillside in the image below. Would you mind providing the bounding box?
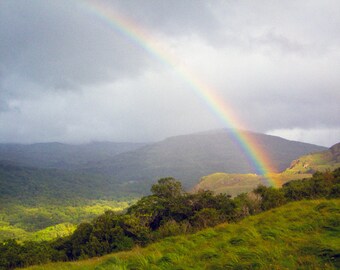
[194,143,340,196]
[1,169,338,269]
[193,172,312,197]
[0,130,327,201]
[0,161,137,242]
[282,142,340,175]
[0,161,142,203]
[0,200,134,242]
[22,199,340,270]
[0,133,334,264]
[192,173,265,197]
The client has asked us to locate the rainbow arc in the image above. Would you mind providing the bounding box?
[79,0,279,187]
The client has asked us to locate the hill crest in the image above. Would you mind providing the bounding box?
[194,142,340,196]
[85,129,326,189]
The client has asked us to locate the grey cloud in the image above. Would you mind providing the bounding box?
[251,31,307,54]
[110,0,219,36]
[0,0,150,92]
[0,100,9,112]
[0,0,339,145]
[0,0,224,105]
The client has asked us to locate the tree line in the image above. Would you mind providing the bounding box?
[1,168,339,269]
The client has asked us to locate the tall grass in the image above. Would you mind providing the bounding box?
[23,199,340,270]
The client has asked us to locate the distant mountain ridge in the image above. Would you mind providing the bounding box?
[0,160,137,203]
[84,129,326,188]
[0,129,327,200]
[0,142,146,169]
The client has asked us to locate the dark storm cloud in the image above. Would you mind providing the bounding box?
[0,0,339,145]
[0,0,221,95]
[0,0,151,92]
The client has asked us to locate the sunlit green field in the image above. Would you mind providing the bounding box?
[194,172,313,196]
[194,145,340,196]
[23,199,340,270]
[0,199,136,242]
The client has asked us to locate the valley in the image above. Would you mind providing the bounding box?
[0,130,338,269]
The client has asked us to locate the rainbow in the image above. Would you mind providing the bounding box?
[79,0,279,187]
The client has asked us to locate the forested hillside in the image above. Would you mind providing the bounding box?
[0,142,145,169]
[1,130,325,202]
[0,161,137,243]
[0,161,139,203]
[1,168,339,269]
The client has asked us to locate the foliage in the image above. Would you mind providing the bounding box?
[1,169,340,269]
[150,177,184,198]
[22,199,340,270]
[283,168,340,201]
[0,161,142,204]
[254,185,286,211]
[0,199,135,242]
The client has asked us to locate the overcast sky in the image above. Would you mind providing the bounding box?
[0,0,339,146]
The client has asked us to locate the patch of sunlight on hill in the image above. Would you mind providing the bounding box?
[0,199,136,242]
[192,173,264,196]
[283,143,340,176]
[193,144,340,195]
[192,172,313,196]
[23,199,340,270]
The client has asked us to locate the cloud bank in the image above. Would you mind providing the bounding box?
[0,0,339,146]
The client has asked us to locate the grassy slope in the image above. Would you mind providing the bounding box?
[23,199,340,270]
[194,144,340,196]
[282,143,340,175]
[193,172,312,196]
[192,173,265,197]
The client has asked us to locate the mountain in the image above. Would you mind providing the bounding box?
[194,142,340,196]
[0,142,147,202]
[0,130,327,201]
[0,142,145,169]
[85,129,326,189]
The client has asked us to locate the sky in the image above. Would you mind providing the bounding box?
[0,0,339,147]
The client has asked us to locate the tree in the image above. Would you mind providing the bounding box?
[151,177,184,198]
[234,192,262,218]
[70,222,93,259]
[254,185,286,211]
[0,239,23,269]
[190,208,220,229]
